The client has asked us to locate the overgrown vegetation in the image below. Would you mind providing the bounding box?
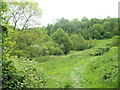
[38,39,118,88]
[107,35,120,47]
[1,0,119,89]
[89,46,109,56]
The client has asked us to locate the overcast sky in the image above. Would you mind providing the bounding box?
[34,0,119,26]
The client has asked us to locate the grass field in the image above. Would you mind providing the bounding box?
[34,38,118,88]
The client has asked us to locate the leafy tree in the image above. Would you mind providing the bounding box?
[54,18,72,33]
[10,29,49,58]
[70,34,84,50]
[92,24,104,34]
[10,28,64,57]
[81,16,90,29]
[90,18,100,26]
[93,30,101,39]
[5,1,41,30]
[52,28,72,54]
[70,34,95,50]
[69,19,81,33]
[103,21,111,31]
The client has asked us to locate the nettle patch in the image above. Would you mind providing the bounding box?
[89,46,109,56]
[83,47,118,88]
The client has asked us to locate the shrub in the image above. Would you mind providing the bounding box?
[45,41,64,55]
[90,47,109,56]
[70,34,96,51]
[2,30,26,89]
[88,38,96,48]
[104,32,113,38]
[12,57,47,88]
[107,35,119,47]
[2,55,26,89]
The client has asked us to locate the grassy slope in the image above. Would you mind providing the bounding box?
[36,38,118,88]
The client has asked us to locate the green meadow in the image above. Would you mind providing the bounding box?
[35,39,118,88]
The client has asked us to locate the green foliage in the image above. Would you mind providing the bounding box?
[5,1,42,30]
[9,28,64,58]
[52,28,72,54]
[70,34,96,51]
[88,38,96,48]
[90,46,109,56]
[0,0,9,24]
[107,35,120,47]
[1,3,118,88]
[2,55,26,89]
[70,34,83,50]
[92,24,104,39]
[11,57,47,88]
[38,39,118,88]
[103,21,111,31]
[104,32,113,38]
[2,29,26,89]
[10,30,45,57]
[3,55,47,89]
[46,17,118,40]
[93,30,101,39]
[2,28,47,89]
[45,41,64,55]
[113,27,118,35]
[83,47,118,88]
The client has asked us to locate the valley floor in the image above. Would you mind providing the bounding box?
[35,39,118,88]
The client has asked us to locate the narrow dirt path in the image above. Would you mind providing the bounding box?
[70,56,99,88]
[70,67,83,88]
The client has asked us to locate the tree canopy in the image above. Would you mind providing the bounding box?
[5,0,42,30]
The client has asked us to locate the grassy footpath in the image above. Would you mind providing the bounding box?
[35,39,118,88]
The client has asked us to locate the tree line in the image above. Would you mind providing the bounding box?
[45,17,118,39]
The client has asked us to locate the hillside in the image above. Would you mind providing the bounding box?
[35,38,118,88]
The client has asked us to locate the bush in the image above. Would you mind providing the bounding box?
[70,34,96,51]
[2,55,26,89]
[2,30,26,89]
[2,55,47,89]
[27,45,49,57]
[90,47,109,56]
[107,35,119,47]
[88,38,96,48]
[11,57,47,88]
[45,41,64,55]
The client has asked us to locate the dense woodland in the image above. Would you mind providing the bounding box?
[0,0,119,89]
